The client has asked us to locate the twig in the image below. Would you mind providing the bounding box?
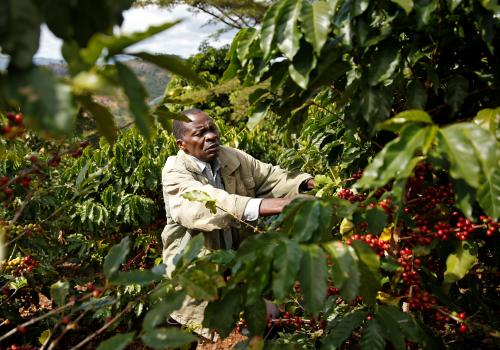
[0,299,76,342]
[46,310,88,350]
[69,302,135,350]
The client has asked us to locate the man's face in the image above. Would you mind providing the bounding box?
[177,112,220,162]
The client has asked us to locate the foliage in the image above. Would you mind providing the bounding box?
[1,0,500,349]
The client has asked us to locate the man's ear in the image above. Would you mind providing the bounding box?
[176,139,185,150]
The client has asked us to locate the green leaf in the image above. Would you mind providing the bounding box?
[351,241,381,305]
[143,290,186,330]
[79,96,117,144]
[323,241,360,302]
[179,263,224,301]
[141,328,196,350]
[272,238,303,299]
[438,123,500,217]
[298,245,327,314]
[247,100,270,129]
[292,200,321,242]
[301,1,331,55]
[322,310,368,349]
[356,86,393,127]
[407,80,428,110]
[276,0,303,60]
[103,237,131,279]
[181,190,217,214]
[367,40,400,86]
[153,104,190,131]
[391,0,414,14]
[3,0,42,69]
[358,124,435,189]
[375,314,405,350]
[377,305,421,343]
[378,109,433,133]
[236,28,257,65]
[444,241,478,283]
[109,270,162,286]
[474,108,500,140]
[244,298,267,336]
[452,179,476,219]
[365,208,388,235]
[115,61,154,139]
[289,41,317,89]
[444,75,469,114]
[178,234,205,268]
[132,52,206,86]
[447,0,463,11]
[360,319,386,350]
[204,289,242,338]
[260,1,283,58]
[96,332,135,350]
[50,281,69,306]
[82,21,180,64]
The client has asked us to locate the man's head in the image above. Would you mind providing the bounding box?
[173,109,220,162]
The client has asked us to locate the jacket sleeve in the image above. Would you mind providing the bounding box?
[163,168,252,232]
[238,150,313,198]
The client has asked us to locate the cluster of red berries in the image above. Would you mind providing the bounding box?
[12,256,38,277]
[480,215,498,237]
[433,221,452,240]
[347,234,390,256]
[337,188,366,202]
[408,288,437,311]
[351,170,363,180]
[454,215,475,240]
[398,248,421,286]
[1,112,25,140]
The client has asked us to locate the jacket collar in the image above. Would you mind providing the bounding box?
[177,146,240,176]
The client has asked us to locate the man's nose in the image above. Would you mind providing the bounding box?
[205,131,218,141]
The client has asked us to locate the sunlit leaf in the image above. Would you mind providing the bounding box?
[444,241,477,283]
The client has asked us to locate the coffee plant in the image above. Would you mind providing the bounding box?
[1,0,500,349]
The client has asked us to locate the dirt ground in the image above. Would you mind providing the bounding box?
[196,331,248,350]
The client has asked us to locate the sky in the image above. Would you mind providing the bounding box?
[35,4,236,60]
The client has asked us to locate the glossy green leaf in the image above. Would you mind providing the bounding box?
[115,61,153,139]
[365,208,388,235]
[103,237,131,279]
[108,270,162,286]
[247,100,270,129]
[352,0,369,16]
[96,332,135,350]
[301,1,331,55]
[143,290,186,330]
[141,328,196,350]
[204,288,242,338]
[276,0,303,60]
[3,0,41,69]
[131,52,206,86]
[323,241,360,302]
[352,241,381,305]
[474,107,500,140]
[236,28,257,65]
[298,245,327,314]
[289,41,317,89]
[375,313,405,350]
[447,0,463,11]
[452,179,476,219]
[391,0,414,14]
[177,234,205,268]
[79,96,117,144]
[50,281,69,306]
[81,21,180,65]
[360,319,386,350]
[444,75,469,114]
[378,109,433,133]
[415,0,438,27]
[181,190,217,214]
[367,40,400,86]
[377,305,421,343]
[444,241,477,283]
[260,1,283,58]
[356,86,393,127]
[322,310,368,349]
[358,124,435,189]
[272,238,303,299]
[407,80,428,109]
[477,168,500,219]
[179,263,224,301]
[292,200,321,242]
[244,298,267,336]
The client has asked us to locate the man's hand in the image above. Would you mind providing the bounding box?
[306,178,315,190]
[259,198,293,216]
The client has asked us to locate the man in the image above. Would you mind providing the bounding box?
[161,108,314,338]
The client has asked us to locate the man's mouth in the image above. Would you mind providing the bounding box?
[205,144,219,151]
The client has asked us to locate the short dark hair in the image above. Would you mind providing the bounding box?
[172,108,205,140]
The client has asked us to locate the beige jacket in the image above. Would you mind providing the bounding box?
[161,146,312,274]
